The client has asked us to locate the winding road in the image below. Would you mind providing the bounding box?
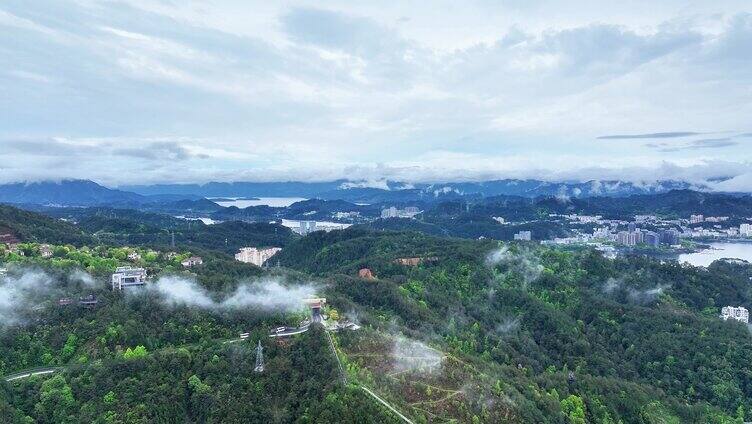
[4,367,62,382]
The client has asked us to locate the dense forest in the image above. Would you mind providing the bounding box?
[1,204,752,422]
[8,207,296,254]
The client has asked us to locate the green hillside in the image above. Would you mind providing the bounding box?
[1,205,751,422]
[0,205,91,246]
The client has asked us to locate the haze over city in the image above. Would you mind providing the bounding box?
[1,0,751,189]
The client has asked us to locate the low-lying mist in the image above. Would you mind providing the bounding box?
[486,246,544,288]
[147,275,320,312]
[0,270,54,326]
[0,267,99,327]
[391,334,444,373]
[494,316,521,336]
[601,277,669,305]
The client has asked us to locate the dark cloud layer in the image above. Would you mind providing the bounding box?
[645,137,739,152]
[598,132,701,139]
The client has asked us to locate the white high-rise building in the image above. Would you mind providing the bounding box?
[616,231,637,246]
[513,231,532,241]
[235,247,282,267]
[690,214,704,224]
[721,306,749,324]
[740,223,752,237]
[299,221,317,235]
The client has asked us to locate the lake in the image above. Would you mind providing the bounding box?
[677,242,752,267]
[210,197,307,208]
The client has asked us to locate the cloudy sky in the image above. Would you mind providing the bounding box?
[1,0,751,188]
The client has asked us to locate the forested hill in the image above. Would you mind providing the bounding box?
[2,204,752,421]
[353,189,752,242]
[0,205,91,245]
[560,189,752,218]
[0,205,296,253]
[471,189,752,219]
[120,178,705,201]
[273,229,752,422]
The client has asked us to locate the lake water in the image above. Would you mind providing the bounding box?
[211,197,307,208]
[677,242,752,267]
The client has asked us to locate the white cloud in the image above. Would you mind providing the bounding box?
[0,2,750,185]
[146,275,320,312]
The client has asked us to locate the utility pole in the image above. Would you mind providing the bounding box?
[254,340,264,373]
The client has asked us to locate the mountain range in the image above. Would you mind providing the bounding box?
[0,180,204,207]
[0,178,712,207]
[123,179,705,200]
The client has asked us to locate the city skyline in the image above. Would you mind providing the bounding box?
[1,1,751,188]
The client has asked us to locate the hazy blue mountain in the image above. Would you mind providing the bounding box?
[0,178,712,209]
[417,179,704,198]
[120,179,707,201]
[121,181,347,197]
[0,180,205,207]
[0,180,145,206]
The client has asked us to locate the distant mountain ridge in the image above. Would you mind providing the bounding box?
[0,178,717,207]
[120,180,347,197]
[0,180,204,207]
[0,180,144,206]
[122,178,708,201]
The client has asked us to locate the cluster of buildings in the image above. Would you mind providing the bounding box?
[543,212,752,248]
[612,228,680,247]
[682,221,752,240]
[584,216,681,247]
[508,213,675,247]
[332,211,361,220]
[380,206,421,219]
[690,214,729,224]
[235,247,282,267]
[721,306,749,324]
[284,220,351,236]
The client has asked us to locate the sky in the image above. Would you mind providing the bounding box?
[1,0,751,189]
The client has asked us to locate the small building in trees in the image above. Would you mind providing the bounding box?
[395,257,438,266]
[181,256,203,268]
[358,268,375,280]
[235,247,281,267]
[39,244,53,258]
[111,267,147,290]
[78,294,98,308]
[721,306,749,323]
